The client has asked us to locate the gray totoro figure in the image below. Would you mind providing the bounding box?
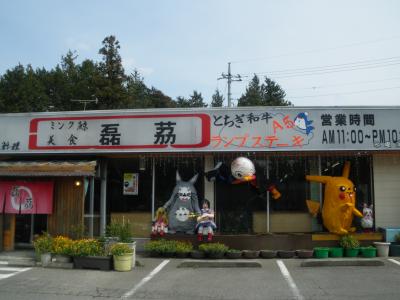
[163,171,201,234]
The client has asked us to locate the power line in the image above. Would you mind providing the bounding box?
[289,85,400,99]
[230,35,400,64]
[239,56,400,78]
[285,75,400,92]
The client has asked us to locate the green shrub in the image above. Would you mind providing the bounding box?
[395,233,400,243]
[175,241,193,254]
[110,243,133,256]
[199,243,228,255]
[144,240,193,256]
[106,219,132,243]
[339,235,360,249]
[33,232,53,254]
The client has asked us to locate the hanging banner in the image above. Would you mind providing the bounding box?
[0,184,5,213]
[1,181,54,214]
[123,173,139,195]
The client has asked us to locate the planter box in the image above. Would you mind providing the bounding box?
[73,256,113,271]
[226,251,242,259]
[389,244,400,256]
[260,250,277,259]
[278,250,296,259]
[53,254,72,263]
[190,250,205,259]
[296,249,314,259]
[242,250,260,259]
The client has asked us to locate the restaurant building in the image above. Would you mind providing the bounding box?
[0,106,399,250]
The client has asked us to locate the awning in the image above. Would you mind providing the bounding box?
[0,161,97,177]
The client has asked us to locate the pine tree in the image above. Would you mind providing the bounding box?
[211,89,224,107]
[237,75,263,106]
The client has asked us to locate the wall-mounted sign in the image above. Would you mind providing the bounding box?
[0,107,399,153]
[123,173,138,195]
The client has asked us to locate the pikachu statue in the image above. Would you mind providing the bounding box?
[306,161,363,235]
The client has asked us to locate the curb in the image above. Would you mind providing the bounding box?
[301,258,385,267]
[178,259,262,268]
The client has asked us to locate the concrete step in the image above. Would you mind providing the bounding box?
[0,256,36,267]
[178,259,262,268]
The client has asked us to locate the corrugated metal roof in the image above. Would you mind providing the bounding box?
[0,161,96,177]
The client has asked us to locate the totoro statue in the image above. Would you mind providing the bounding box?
[163,171,201,234]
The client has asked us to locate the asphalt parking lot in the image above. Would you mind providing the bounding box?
[0,256,399,300]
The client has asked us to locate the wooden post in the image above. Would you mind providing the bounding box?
[3,214,15,251]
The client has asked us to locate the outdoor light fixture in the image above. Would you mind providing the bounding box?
[74,180,82,187]
[139,156,146,171]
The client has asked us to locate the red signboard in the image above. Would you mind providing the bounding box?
[0,181,54,214]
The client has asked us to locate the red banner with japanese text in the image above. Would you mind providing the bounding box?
[0,181,54,214]
[0,183,6,213]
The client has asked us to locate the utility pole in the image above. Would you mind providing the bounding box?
[218,62,241,107]
[70,98,99,111]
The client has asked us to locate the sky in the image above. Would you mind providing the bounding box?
[1,0,400,107]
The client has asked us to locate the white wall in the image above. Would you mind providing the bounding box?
[373,155,400,228]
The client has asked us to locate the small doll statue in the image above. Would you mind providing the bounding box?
[196,199,217,242]
[361,203,373,231]
[151,207,168,236]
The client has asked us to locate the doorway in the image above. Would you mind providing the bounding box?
[14,214,47,247]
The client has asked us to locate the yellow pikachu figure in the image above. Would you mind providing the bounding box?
[306,161,363,235]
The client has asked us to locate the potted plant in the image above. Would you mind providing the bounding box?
[110,243,133,272]
[373,241,391,257]
[226,249,242,259]
[175,241,193,258]
[313,247,329,258]
[340,235,360,257]
[33,232,53,266]
[106,219,136,266]
[389,233,400,256]
[199,243,228,259]
[360,246,377,258]
[71,239,113,270]
[51,236,73,263]
[144,240,164,257]
[329,247,344,258]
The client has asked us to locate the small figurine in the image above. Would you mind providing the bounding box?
[361,203,373,230]
[196,199,216,242]
[151,207,168,236]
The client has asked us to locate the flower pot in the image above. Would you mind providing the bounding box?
[207,252,225,259]
[389,244,400,256]
[296,249,314,259]
[53,254,72,263]
[278,250,296,259]
[373,242,390,257]
[113,254,132,272]
[242,250,260,259]
[190,250,205,259]
[329,247,344,258]
[360,247,376,258]
[40,253,52,267]
[260,250,277,259]
[119,242,136,268]
[73,256,113,270]
[314,247,329,259]
[226,251,242,259]
[344,248,359,257]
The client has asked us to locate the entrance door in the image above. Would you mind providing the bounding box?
[14,214,47,246]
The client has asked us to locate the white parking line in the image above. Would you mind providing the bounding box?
[0,266,31,280]
[276,260,304,300]
[121,259,170,299]
[388,258,400,266]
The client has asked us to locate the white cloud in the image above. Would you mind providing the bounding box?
[122,56,154,76]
